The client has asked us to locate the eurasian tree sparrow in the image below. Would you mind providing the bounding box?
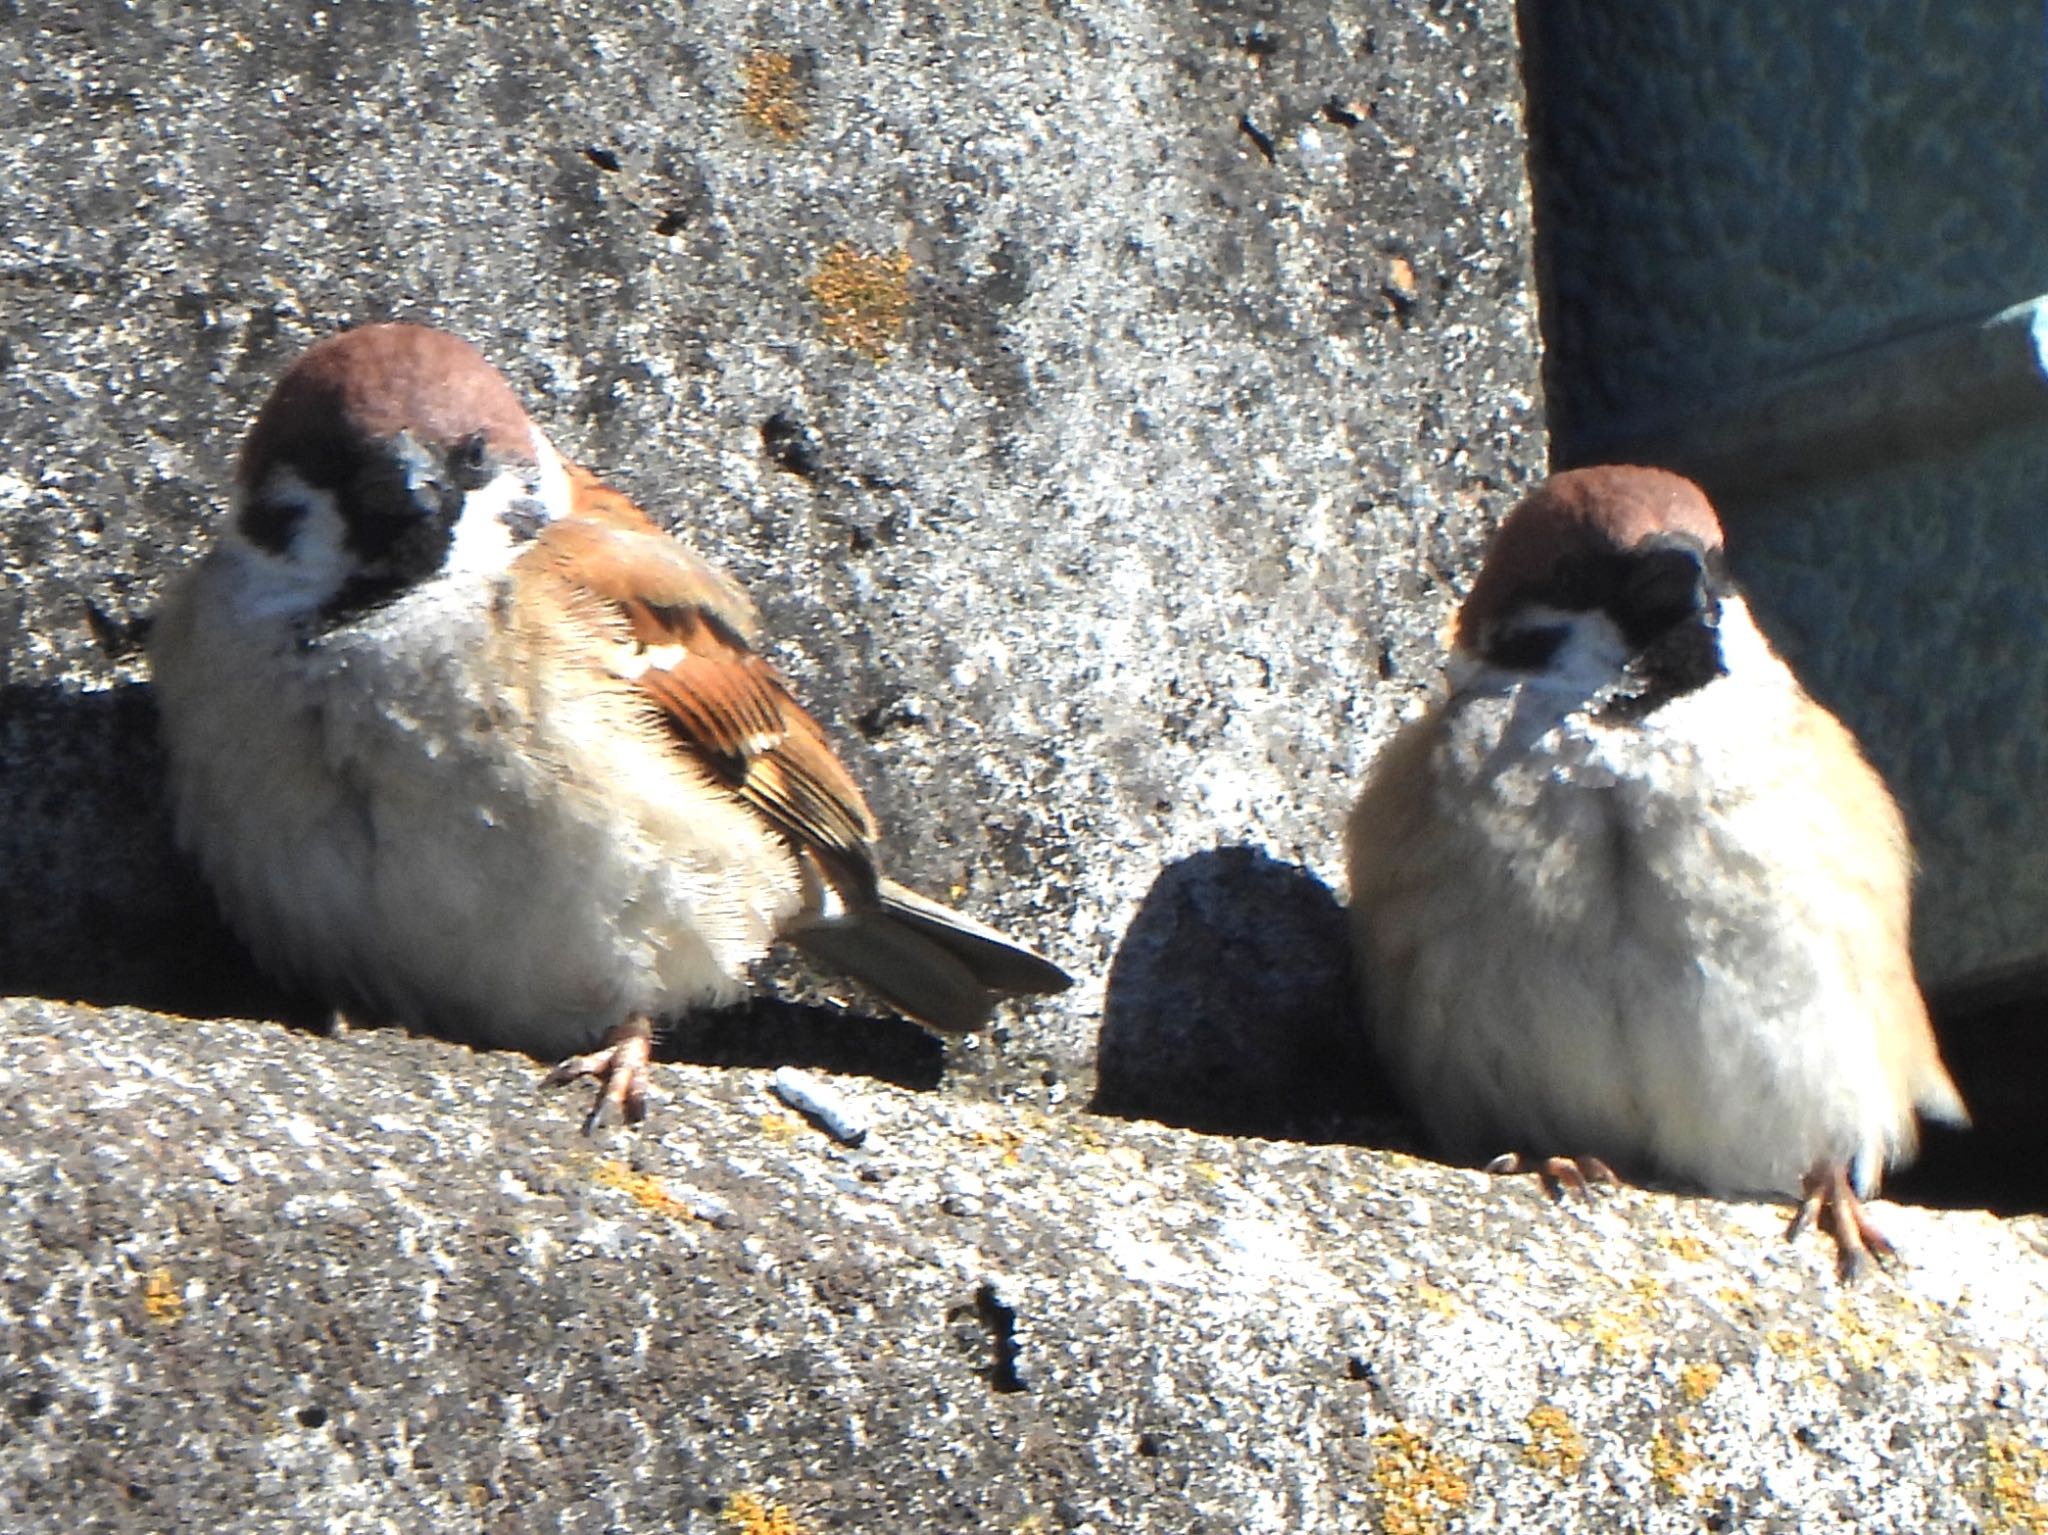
[149,324,1071,1130]
[1345,466,1967,1274]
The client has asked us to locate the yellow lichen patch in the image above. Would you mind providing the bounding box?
[757,1111,806,1141]
[741,51,808,140]
[1650,1419,1704,1501]
[142,1266,183,1325]
[592,1159,697,1223]
[723,1491,805,1535]
[1661,1233,1712,1263]
[1582,1273,1670,1359]
[1987,1436,2048,1534]
[1369,1424,1471,1535]
[1523,1404,1587,1477]
[1714,1284,1758,1316]
[969,1125,1027,1165]
[1414,1281,1462,1318]
[1678,1359,1723,1403]
[809,244,914,359]
[1589,1309,1651,1359]
[1065,1119,1109,1154]
[1763,1327,1816,1359]
[1828,1296,1939,1377]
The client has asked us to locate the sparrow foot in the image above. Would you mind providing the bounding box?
[543,1017,655,1134]
[1486,1152,1623,1200]
[1788,1161,1896,1280]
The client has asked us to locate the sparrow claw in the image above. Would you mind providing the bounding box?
[1486,1151,1622,1201]
[543,1018,654,1134]
[1789,1162,1896,1280]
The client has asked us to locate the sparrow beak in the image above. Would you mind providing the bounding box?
[1617,538,1714,647]
[346,432,464,563]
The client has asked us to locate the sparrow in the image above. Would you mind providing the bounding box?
[1345,465,1967,1275]
[149,323,1071,1130]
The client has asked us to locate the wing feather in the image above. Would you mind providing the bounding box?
[528,465,879,891]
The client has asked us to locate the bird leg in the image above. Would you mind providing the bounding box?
[1485,1152,1623,1200]
[1787,1161,1896,1280]
[543,1015,655,1134]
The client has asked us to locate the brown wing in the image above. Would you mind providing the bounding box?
[534,468,880,894]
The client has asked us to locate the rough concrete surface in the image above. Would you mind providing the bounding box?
[8,1,2041,1529]
[4,999,2046,1534]
[1,0,1539,1128]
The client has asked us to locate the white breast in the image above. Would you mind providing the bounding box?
[1352,602,1915,1198]
[150,546,803,1055]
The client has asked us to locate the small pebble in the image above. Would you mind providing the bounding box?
[771,1067,870,1146]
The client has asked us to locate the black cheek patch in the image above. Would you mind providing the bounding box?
[1486,623,1569,672]
[237,494,304,556]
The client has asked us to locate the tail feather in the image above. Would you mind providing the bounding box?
[790,878,1072,1034]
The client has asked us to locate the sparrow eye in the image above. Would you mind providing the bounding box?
[449,432,494,492]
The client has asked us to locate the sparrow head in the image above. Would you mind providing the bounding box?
[1451,465,1735,717]
[226,324,573,624]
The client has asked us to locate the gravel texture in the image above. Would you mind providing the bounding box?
[4,998,2045,1534]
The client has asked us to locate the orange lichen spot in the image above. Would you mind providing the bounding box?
[809,244,914,360]
[741,51,808,140]
[1679,1360,1723,1404]
[1369,1424,1471,1535]
[1414,1280,1461,1318]
[1385,255,1419,301]
[1987,1436,2048,1534]
[969,1125,1027,1164]
[1523,1403,1587,1476]
[1763,1327,1811,1359]
[1650,1420,1704,1501]
[593,1159,695,1222]
[723,1491,806,1535]
[757,1111,806,1141]
[143,1266,183,1325]
[1590,1310,1648,1359]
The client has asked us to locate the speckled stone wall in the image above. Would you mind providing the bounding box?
[1524,2,2048,988]
[0,1,1542,1131]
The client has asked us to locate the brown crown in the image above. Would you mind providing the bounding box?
[1454,466,1724,651]
[238,324,538,490]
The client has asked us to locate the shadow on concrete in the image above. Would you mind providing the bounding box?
[0,681,302,1022]
[1891,981,2048,1217]
[656,994,946,1092]
[1093,844,1408,1144]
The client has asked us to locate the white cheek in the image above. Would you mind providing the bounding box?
[445,478,521,577]
[445,460,565,578]
[531,430,574,519]
[219,469,355,619]
[1449,604,1632,699]
[1712,595,1778,677]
